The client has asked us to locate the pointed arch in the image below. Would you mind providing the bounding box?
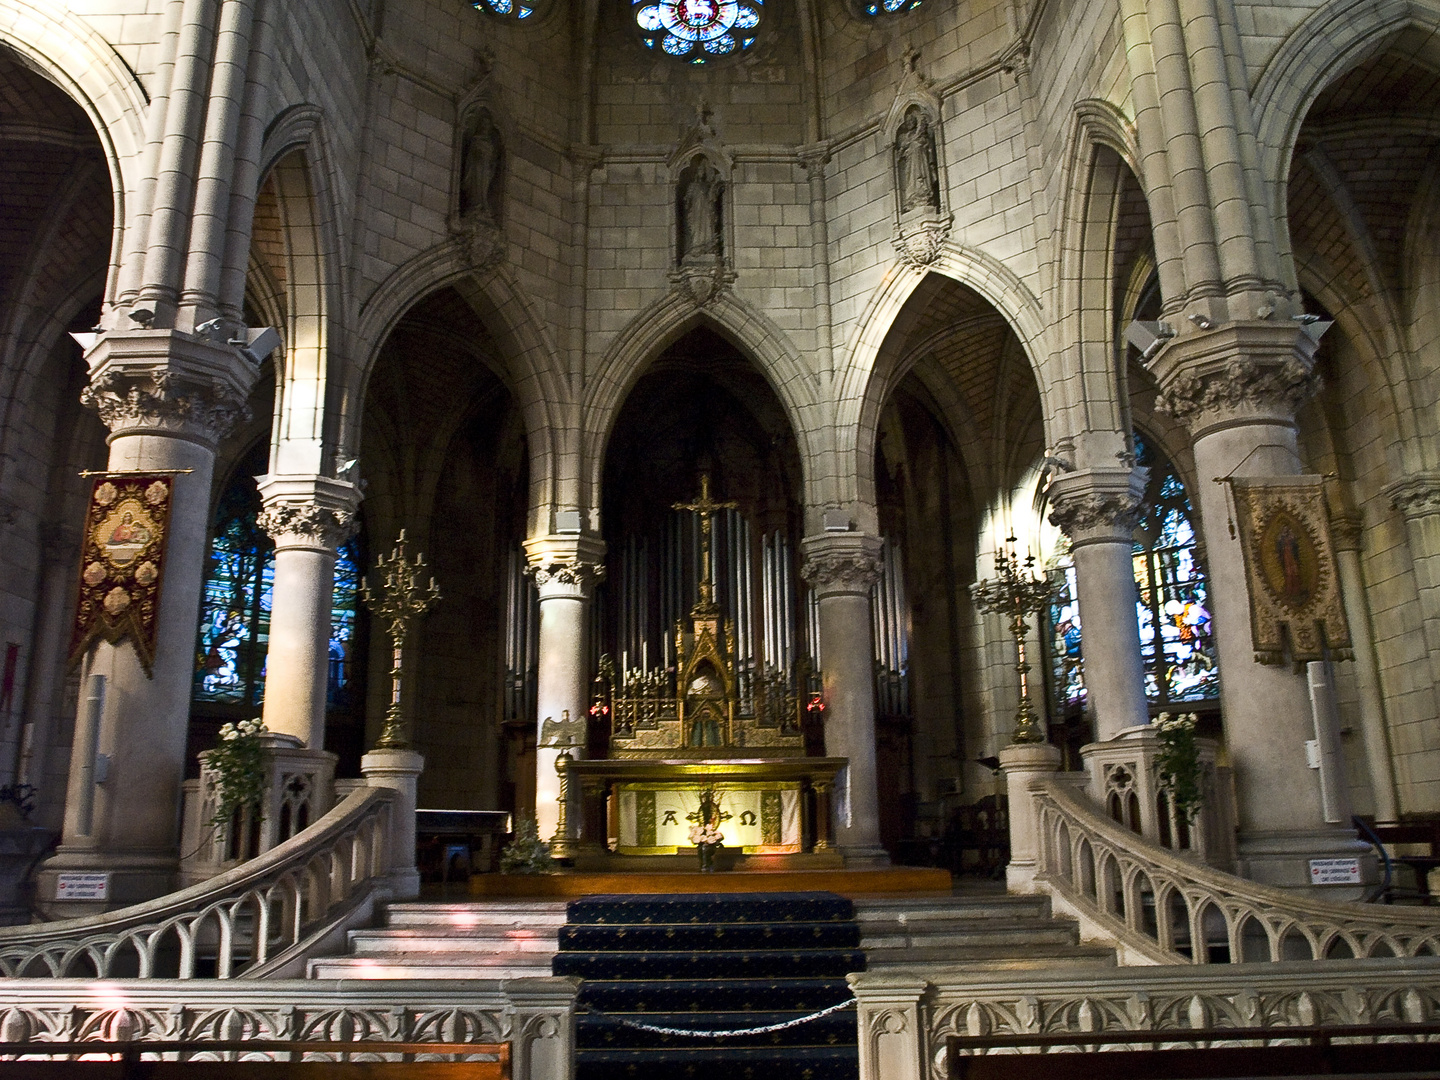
[839,244,1051,531]
[349,245,566,534]
[581,290,821,529]
[0,2,149,309]
[1252,0,1440,274]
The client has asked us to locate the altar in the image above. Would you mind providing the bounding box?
[542,476,848,870]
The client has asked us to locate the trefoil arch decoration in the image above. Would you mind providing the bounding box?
[883,51,951,267]
[632,0,764,64]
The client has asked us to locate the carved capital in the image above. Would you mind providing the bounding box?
[1328,512,1365,553]
[1385,472,1440,520]
[82,369,250,444]
[527,560,606,598]
[1046,467,1148,547]
[256,475,362,552]
[78,330,258,447]
[257,502,358,550]
[800,534,884,598]
[1146,323,1322,436]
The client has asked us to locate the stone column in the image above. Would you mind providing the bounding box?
[1149,323,1370,887]
[255,475,361,750]
[1384,473,1440,703]
[524,537,605,845]
[1329,512,1398,823]
[1046,466,1150,742]
[39,329,256,910]
[999,740,1062,893]
[801,533,888,866]
[362,746,424,900]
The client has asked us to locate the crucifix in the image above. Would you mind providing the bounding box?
[673,472,737,613]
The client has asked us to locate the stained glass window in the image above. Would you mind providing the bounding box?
[633,0,762,63]
[1044,433,1219,720]
[863,0,922,14]
[472,0,537,20]
[193,456,364,716]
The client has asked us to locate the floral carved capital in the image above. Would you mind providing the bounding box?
[256,501,359,550]
[1155,356,1320,431]
[80,369,251,445]
[1047,490,1143,541]
[800,548,883,597]
[1385,473,1440,520]
[526,560,606,595]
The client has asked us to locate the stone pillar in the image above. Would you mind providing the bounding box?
[1149,323,1370,887]
[361,747,424,901]
[1329,512,1398,823]
[1046,466,1150,741]
[39,330,256,910]
[801,533,888,866]
[848,973,928,1080]
[1385,473,1440,705]
[999,741,1062,893]
[524,537,605,845]
[255,475,361,750]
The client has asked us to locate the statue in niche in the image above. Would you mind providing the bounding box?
[895,105,940,215]
[459,107,503,222]
[678,157,723,264]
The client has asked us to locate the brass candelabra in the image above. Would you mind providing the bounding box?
[362,530,441,750]
[970,534,1057,745]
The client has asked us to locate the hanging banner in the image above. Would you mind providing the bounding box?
[1229,475,1351,666]
[68,475,174,676]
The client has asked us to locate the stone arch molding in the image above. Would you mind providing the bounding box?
[839,241,1054,525]
[0,1,151,303]
[1252,0,1440,270]
[348,243,567,521]
[580,289,822,524]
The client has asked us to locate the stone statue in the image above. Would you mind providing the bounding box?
[679,158,723,263]
[460,107,502,221]
[895,106,939,214]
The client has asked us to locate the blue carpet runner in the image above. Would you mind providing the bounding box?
[554,891,864,1079]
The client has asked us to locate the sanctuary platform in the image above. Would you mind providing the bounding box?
[467,865,951,898]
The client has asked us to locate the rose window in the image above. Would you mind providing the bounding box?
[633,0,763,63]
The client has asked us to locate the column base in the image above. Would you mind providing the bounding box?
[1236,828,1378,897]
[838,845,891,868]
[35,847,178,919]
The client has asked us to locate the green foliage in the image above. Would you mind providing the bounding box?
[499,817,554,874]
[205,718,268,829]
[1155,711,1203,822]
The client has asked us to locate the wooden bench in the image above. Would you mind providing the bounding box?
[0,1041,511,1079]
[947,1023,1440,1080]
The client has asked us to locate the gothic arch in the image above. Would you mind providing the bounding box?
[1252,0,1440,273]
[0,2,149,308]
[349,246,565,535]
[839,244,1052,532]
[581,290,822,528]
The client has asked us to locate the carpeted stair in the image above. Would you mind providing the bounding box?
[554,891,864,1080]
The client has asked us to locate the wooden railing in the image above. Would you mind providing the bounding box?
[1033,779,1440,964]
[0,786,395,979]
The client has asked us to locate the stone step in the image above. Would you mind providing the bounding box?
[859,919,1082,950]
[307,954,553,980]
[347,929,561,956]
[380,901,569,929]
[852,895,1053,921]
[863,942,1116,967]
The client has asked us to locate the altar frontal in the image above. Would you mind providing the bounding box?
[616,781,802,854]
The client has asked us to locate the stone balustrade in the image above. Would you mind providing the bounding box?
[850,958,1440,1080]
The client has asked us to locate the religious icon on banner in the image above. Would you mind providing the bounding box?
[68,475,174,675]
[1228,476,1351,667]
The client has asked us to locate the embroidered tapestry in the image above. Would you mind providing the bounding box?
[68,475,174,675]
[1230,475,1351,666]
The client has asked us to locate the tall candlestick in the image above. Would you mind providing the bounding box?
[970,534,1058,745]
[362,530,442,750]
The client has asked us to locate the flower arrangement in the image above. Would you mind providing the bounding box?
[205,717,268,829]
[499,816,555,874]
[687,822,724,846]
[1154,711,1203,822]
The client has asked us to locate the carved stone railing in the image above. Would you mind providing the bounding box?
[1033,779,1440,965]
[850,958,1440,1080]
[0,976,579,1080]
[0,786,395,979]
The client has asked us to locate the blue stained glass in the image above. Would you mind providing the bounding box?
[870,0,922,13]
[634,0,760,63]
[473,0,537,21]
[518,6,533,15]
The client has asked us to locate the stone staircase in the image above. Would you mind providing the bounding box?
[307,885,1115,979]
